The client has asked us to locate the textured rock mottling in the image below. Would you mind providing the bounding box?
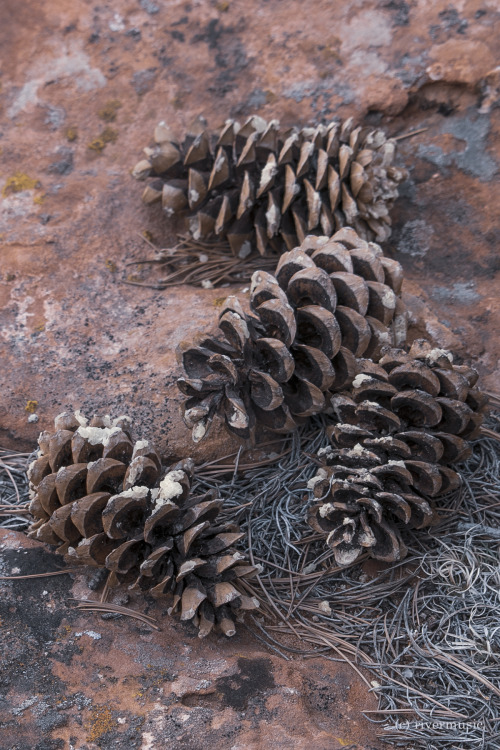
[0,530,382,750]
[0,0,499,454]
[0,0,499,744]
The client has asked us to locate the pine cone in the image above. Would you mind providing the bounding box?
[132,115,407,252]
[27,412,259,637]
[307,341,488,566]
[27,410,156,553]
[178,230,407,441]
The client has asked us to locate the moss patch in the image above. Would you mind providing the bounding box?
[2,172,41,197]
[86,705,115,743]
[171,92,185,110]
[98,99,122,122]
[213,296,228,307]
[25,400,38,413]
[88,127,119,153]
[142,229,155,244]
[65,126,78,142]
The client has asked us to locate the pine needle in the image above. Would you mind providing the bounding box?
[124,234,276,288]
[69,599,160,630]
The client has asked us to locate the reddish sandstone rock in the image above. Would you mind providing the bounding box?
[1,1,500,747]
[1,0,499,460]
[0,529,382,750]
[0,2,498,461]
[0,263,243,462]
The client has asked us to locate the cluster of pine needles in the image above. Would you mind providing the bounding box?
[124,234,277,289]
[1,414,499,749]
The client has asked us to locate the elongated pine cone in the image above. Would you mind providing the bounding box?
[27,412,259,637]
[178,229,407,441]
[132,115,407,252]
[307,340,488,566]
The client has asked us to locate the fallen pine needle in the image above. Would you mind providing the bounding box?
[69,599,160,630]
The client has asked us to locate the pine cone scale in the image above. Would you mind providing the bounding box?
[71,492,110,537]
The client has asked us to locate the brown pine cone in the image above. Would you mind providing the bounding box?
[132,116,407,252]
[27,412,258,637]
[178,230,407,441]
[27,410,159,553]
[307,341,488,566]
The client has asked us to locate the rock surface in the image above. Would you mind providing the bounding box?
[0,2,499,744]
[0,0,499,457]
[0,530,382,750]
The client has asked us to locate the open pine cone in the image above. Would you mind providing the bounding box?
[308,340,488,566]
[178,230,407,441]
[27,412,258,637]
[132,115,407,252]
